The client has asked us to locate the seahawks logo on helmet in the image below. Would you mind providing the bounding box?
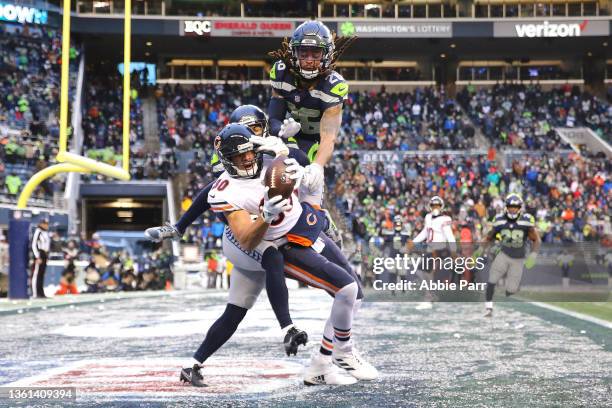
[504,194,524,220]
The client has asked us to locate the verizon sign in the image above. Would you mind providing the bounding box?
[515,20,586,37]
[494,19,609,38]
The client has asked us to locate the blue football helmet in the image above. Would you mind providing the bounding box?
[214,123,263,179]
[504,194,524,220]
[229,105,269,137]
[289,21,334,79]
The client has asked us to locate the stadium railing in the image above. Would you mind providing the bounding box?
[71,0,608,18]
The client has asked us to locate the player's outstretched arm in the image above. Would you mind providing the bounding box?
[314,104,342,167]
[525,226,542,269]
[528,226,541,253]
[268,90,288,136]
[174,181,214,235]
[412,227,428,244]
[145,182,214,242]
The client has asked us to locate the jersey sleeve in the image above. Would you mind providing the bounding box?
[207,178,241,213]
[318,71,349,111]
[518,213,535,228]
[413,215,429,243]
[269,60,290,93]
[491,215,506,235]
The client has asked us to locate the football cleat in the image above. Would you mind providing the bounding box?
[323,209,343,249]
[303,354,357,386]
[180,364,207,387]
[284,326,308,356]
[484,308,493,318]
[145,222,180,242]
[332,346,379,381]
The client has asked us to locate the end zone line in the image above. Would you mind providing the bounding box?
[528,301,612,329]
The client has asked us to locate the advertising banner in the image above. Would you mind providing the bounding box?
[0,2,47,25]
[494,19,609,38]
[180,19,295,37]
[338,20,452,38]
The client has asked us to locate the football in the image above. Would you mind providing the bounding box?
[264,155,295,200]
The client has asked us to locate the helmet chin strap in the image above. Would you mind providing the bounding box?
[506,210,521,220]
[298,65,319,79]
[431,209,441,217]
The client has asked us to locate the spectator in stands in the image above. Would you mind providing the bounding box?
[458,84,611,148]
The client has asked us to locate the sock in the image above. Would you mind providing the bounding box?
[319,318,334,356]
[319,335,334,356]
[193,304,247,364]
[485,282,496,302]
[262,247,292,329]
[334,327,351,344]
[282,323,294,334]
[352,298,362,318]
[485,301,493,309]
[330,282,357,350]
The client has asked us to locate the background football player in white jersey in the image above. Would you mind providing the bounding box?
[410,196,457,309]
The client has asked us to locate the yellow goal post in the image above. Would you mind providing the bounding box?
[17,0,134,209]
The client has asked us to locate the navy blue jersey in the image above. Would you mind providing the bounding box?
[491,213,535,259]
[269,60,348,141]
[286,202,328,247]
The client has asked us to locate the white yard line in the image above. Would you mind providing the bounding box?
[529,301,612,329]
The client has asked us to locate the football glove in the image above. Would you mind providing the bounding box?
[262,187,292,224]
[250,135,289,157]
[284,158,305,184]
[278,118,301,139]
[525,253,537,269]
[303,162,324,193]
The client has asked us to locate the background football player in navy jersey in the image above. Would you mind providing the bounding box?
[481,194,541,317]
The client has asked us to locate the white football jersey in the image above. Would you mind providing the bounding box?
[413,213,456,249]
[208,156,302,241]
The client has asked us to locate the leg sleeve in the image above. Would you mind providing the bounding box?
[319,235,364,300]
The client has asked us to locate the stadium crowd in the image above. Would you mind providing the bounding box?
[340,87,476,150]
[331,151,611,248]
[458,84,612,149]
[0,24,77,204]
[52,233,173,295]
[81,69,177,181]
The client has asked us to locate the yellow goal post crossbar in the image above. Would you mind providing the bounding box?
[17,0,133,209]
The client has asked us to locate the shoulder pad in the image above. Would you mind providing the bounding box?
[492,215,506,226]
[323,71,349,98]
[517,213,535,227]
[270,61,296,93]
[269,60,289,81]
